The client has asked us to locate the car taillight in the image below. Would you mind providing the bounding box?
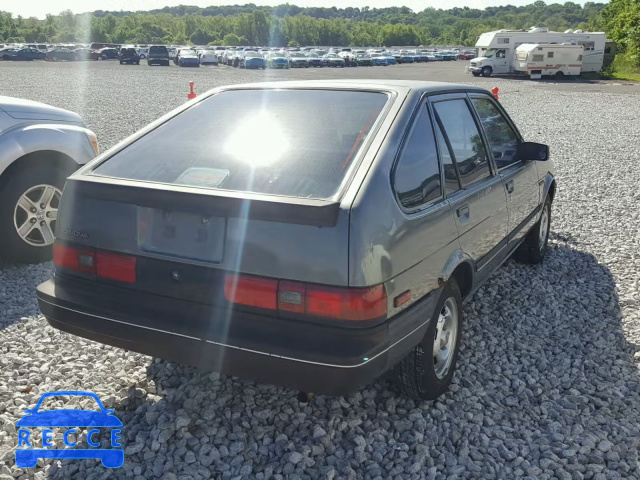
[96,251,137,283]
[225,274,387,322]
[54,243,136,283]
[53,244,96,275]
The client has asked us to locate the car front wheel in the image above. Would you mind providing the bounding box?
[0,165,73,263]
[515,196,551,265]
[392,279,463,400]
[482,66,492,77]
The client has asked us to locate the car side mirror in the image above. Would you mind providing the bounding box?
[519,142,549,161]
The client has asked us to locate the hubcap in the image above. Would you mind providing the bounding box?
[433,297,458,379]
[539,204,549,252]
[13,185,61,247]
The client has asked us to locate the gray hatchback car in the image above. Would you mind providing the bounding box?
[37,80,555,400]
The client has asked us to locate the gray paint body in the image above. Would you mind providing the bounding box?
[60,80,555,319]
[0,96,97,177]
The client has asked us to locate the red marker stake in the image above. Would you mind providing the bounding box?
[188,81,196,100]
[491,87,499,101]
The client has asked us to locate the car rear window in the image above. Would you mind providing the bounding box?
[149,46,168,55]
[93,89,389,200]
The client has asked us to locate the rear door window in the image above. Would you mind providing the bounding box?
[393,105,442,209]
[433,99,491,187]
[93,89,389,200]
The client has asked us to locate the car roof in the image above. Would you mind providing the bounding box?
[216,79,489,96]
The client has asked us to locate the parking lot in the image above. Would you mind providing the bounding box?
[1,61,639,480]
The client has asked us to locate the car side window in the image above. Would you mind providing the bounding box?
[434,122,462,197]
[433,99,491,187]
[393,105,442,209]
[471,97,520,169]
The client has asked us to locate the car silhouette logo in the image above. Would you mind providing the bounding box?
[15,391,123,468]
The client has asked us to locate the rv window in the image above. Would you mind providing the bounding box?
[496,50,506,59]
[578,55,583,61]
[604,47,611,54]
[533,54,544,62]
[497,38,509,44]
[547,52,554,58]
[471,97,520,170]
[580,42,595,51]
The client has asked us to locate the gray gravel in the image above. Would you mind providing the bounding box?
[1,62,640,479]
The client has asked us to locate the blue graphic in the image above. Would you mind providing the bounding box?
[15,391,123,468]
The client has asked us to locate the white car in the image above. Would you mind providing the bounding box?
[0,97,98,263]
[136,48,149,59]
[199,50,219,65]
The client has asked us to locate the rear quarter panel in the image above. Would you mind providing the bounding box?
[348,90,461,316]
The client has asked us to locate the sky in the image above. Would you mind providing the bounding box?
[5,0,559,20]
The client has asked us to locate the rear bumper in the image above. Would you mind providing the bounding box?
[37,277,436,395]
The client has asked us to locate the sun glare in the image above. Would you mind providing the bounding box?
[224,113,289,167]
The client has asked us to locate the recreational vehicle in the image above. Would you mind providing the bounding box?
[513,43,583,78]
[469,26,606,76]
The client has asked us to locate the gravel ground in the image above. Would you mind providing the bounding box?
[0,62,639,480]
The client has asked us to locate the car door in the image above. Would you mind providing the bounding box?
[469,94,540,244]
[493,49,510,73]
[430,95,509,281]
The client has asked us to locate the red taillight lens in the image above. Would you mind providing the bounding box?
[306,285,387,321]
[53,244,96,274]
[96,251,137,283]
[225,274,278,310]
[54,243,136,283]
[225,274,387,321]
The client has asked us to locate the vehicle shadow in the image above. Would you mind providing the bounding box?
[48,236,639,479]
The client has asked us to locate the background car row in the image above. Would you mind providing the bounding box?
[0,43,475,67]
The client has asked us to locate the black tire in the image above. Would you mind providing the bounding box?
[392,280,464,401]
[482,66,492,77]
[0,164,75,264]
[555,71,565,79]
[472,72,480,77]
[515,196,551,265]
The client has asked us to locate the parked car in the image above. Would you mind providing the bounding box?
[137,47,149,59]
[222,49,237,66]
[0,96,98,263]
[36,80,555,400]
[323,53,345,67]
[13,48,46,61]
[147,45,170,66]
[458,51,476,60]
[90,48,118,61]
[118,47,140,65]
[371,55,389,66]
[305,53,323,67]
[288,52,309,68]
[338,52,358,67]
[178,50,200,67]
[356,54,373,66]
[73,48,92,61]
[45,48,77,62]
[199,50,218,65]
[0,47,18,60]
[267,52,289,69]
[240,51,266,69]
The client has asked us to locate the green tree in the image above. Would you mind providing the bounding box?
[222,32,241,46]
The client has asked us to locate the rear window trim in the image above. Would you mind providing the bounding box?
[87,86,396,203]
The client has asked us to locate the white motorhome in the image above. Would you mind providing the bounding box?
[513,43,583,78]
[468,26,606,76]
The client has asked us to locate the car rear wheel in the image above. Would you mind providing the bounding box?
[0,165,73,263]
[392,279,463,400]
[515,196,551,265]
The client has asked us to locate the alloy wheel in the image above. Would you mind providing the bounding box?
[13,184,61,247]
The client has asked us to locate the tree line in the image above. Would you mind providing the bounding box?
[0,1,606,48]
[600,0,640,69]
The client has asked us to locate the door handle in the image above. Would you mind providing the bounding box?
[456,205,470,223]
[505,180,514,194]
